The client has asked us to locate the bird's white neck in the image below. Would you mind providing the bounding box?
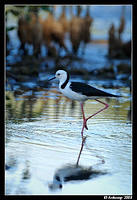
[59,72,70,89]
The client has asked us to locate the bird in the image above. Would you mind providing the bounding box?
[49,69,120,140]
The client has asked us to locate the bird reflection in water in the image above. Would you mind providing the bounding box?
[48,162,107,190]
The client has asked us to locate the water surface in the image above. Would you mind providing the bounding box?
[6,86,132,195]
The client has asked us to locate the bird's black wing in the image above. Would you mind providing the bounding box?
[70,82,118,97]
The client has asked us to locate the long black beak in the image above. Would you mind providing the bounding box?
[48,77,56,81]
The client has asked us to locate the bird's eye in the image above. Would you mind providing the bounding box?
[57,73,60,76]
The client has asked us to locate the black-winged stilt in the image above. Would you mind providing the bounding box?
[49,70,119,136]
[49,70,120,164]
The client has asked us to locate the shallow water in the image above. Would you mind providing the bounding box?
[5,86,132,195]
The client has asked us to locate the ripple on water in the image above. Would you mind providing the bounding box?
[6,85,132,195]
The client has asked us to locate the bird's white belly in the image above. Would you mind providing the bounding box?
[59,86,88,101]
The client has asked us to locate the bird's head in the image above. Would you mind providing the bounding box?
[48,175,63,190]
[49,70,69,82]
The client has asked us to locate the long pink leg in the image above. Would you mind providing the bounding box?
[80,103,88,129]
[80,103,88,139]
[86,99,109,122]
[76,103,87,166]
[80,99,109,138]
[78,99,109,165]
